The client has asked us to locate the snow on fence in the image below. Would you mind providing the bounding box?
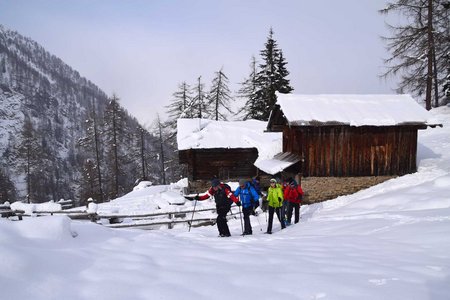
[100,206,242,229]
[0,202,23,220]
[0,204,242,230]
[99,207,219,229]
[57,199,73,210]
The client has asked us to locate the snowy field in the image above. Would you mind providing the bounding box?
[1,107,450,299]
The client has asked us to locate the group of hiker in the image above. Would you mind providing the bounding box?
[184,176,304,237]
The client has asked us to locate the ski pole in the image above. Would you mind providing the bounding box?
[262,195,268,223]
[188,199,197,232]
[265,207,268,223]
[238,205,244,235]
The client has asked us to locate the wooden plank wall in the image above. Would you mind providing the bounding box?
[283,126,418,176]
[179,148,258,180]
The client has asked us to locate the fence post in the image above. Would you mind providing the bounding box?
[168,213,173,229]
[87,198,98,223]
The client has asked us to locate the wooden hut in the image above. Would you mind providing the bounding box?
[177,118,282,181]
[264,94,439,177]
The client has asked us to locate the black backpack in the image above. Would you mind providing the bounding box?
[214,183,233,208]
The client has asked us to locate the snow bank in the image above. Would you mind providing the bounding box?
[160,190,185,205]
[97,181,190,215]
[132,180,152,191]
[0,215,76,241]
[10,201,62,214]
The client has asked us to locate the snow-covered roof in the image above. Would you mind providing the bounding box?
[275,93,437,127]
[254,152,300,175]
[177,118,282,164]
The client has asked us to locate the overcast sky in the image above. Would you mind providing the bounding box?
[0,0,399,125]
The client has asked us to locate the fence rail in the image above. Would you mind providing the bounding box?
[106,217,217,229]
[0,204,244,230]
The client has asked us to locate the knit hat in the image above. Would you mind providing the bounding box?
[270,178,277,183]
[211,178,220,187]
[238,179,246,186]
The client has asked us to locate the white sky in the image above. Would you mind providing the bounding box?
[0,0,400,125]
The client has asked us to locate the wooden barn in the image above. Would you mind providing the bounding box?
[177,118,282,182]
[264,94,439,177]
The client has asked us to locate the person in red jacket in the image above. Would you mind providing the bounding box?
[185,178,241,237]
[283,178,304,225]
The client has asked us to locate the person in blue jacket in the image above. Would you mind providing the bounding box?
[234,179,260,235]
[251,176,262,196]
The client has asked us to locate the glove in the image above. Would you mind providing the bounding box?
[236,201,242,207]
[194,194,200,200]
[254,201,259,209]
[184,196,194,201]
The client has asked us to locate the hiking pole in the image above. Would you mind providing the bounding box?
[188,199,198,232]
[238,205,244,235]
[265,207,268,223]
[262,195,268,223]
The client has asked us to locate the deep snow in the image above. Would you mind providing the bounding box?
[1,107,450,300]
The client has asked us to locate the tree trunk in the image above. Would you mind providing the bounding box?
[112,104,119,198]
[426,0,434,110]
[92,100,104,202]
[26,145,31,203]
[158,117,166,185]
[140,128,146,180]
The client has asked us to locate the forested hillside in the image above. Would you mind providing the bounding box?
[0,25,171,205]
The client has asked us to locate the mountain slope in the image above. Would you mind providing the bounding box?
[0,25,162,204]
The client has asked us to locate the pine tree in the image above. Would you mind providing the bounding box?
[166,82,194,126]
[442,1,450,104]
[0,168,16,203]
[238,56,260,120]
[16,116,42,203]
[132,125,157,183]
[380,0,449,109]
[191,76,208,118]
[163,130,183,184]
[103,94,128,199]
[138,126,148,181]
[275,50,294,94]
[207,68,234,120]
[80,158,97,205]
[150,114,168,185]
[253,28,293,120]
[0,57,6,74]
[78,99,104,202]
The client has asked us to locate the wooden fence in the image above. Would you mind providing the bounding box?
[0,204,243,230]
[0,203,23,220]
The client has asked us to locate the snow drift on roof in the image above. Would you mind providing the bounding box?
[276,93,436,126]
[254,152,301,175]
[177,118,282,163]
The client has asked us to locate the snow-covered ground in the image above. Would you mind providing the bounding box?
[1,107,450,300]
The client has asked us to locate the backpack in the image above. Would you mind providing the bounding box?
[246,182,259,205]
[214,183,233,208]
[250,179,262,196]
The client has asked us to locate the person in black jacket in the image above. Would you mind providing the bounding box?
[185,178,241,237]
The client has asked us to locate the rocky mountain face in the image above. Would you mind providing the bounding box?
[0,25,165,205]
